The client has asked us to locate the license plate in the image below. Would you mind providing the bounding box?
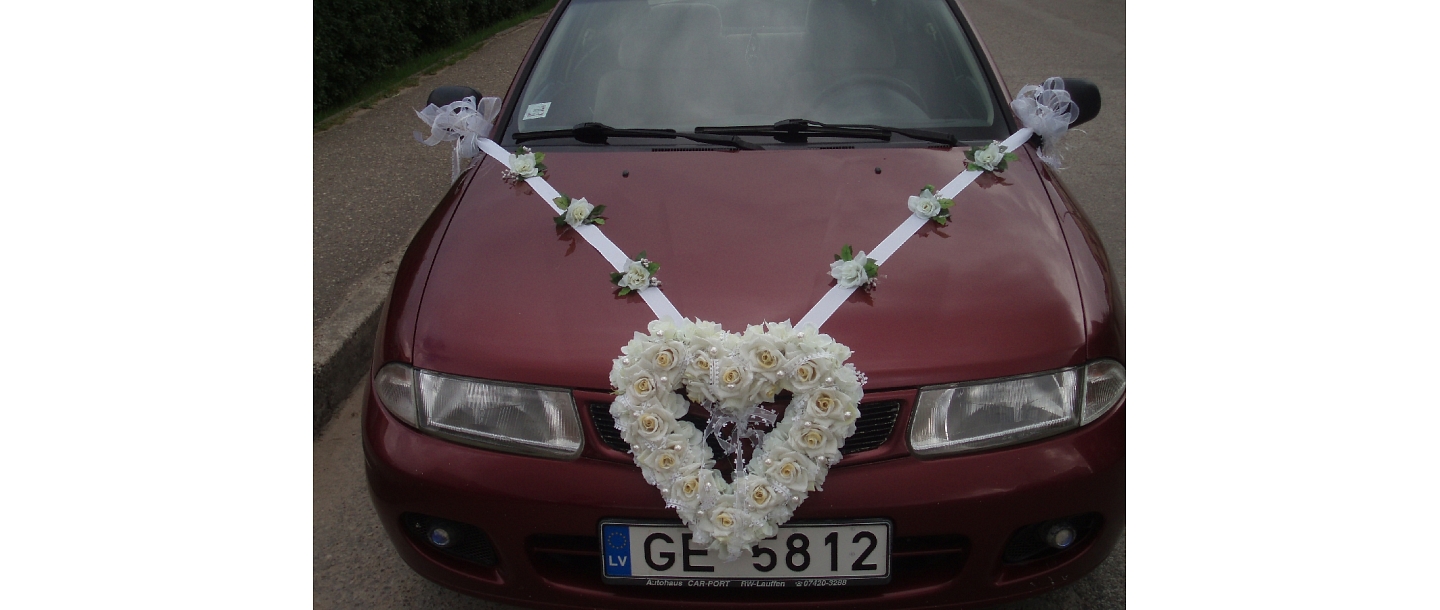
[599,520,892,587]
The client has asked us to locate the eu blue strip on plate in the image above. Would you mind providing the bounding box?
[603,524,631,576]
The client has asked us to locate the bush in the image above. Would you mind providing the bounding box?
[314,0,540,114]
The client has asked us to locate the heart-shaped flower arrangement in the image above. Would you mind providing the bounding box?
[608,318,866,561]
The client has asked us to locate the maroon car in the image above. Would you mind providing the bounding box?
[364,0,1124,607]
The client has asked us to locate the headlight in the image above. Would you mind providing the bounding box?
[373,363,583,459]
[909,360,1125,456]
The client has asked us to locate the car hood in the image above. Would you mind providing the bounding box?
[414,145,1085,392]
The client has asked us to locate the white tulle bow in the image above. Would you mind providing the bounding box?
[1010,77,1080,168]
[413,95,502,182]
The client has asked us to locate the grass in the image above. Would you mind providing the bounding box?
[313,0,558,132]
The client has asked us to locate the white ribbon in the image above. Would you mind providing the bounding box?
[1010,77,1080,168]
[796,126,1034,330]
[470,138,686,323]
[414,96,502,182]
[416,79,1069,331]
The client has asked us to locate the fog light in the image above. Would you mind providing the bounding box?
[428,527,453,548]
[1045,523,1077,549]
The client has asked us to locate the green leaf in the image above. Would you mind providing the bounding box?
[1004,152,1018,162]
[923,184,936,194]
[935,216,949,226]
[593,218,605,225]
[964,150,976,161]
[834,254,842,261]
[619,287,631,296]
[591,205,606,216]
[636,250,648,261]
[863,260,879,277]
[610,272,623,283]
[939,198,954,208]
[554,195,570,209]
[841,244,854,261]
[553,215,568,226]
[647,262,660,274]
[533,152,546,163]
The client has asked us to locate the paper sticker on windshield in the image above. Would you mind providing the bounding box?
[523,102,551,120]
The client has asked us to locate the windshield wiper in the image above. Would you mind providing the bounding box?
[695,119,957,147]
[514,122,762,150]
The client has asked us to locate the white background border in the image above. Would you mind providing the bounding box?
[2,0,1437,607]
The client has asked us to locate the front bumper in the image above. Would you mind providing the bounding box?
[363,383,1125,609]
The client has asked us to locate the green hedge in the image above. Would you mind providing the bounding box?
[314,0,542,113]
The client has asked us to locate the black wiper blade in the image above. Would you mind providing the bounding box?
[695,119,957,146]
[513,122,762,150]
[695,119,889,143]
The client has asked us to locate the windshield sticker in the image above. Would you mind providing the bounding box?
[522,102,551,120]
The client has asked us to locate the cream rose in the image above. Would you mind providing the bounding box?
[763,447,817,492]
[829,256,869,289]
[972,142,1004,170]
[628,372,657,399]
[907,190,943,219]
[510,152,538,177]
[787,423,840,459]
[620,260,652,292]
[564,197,594,227]
[631,404,677,444]
[802,388,857,423]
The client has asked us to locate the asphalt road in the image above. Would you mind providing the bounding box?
[314,1,1125,607]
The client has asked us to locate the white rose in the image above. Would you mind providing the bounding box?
[626,371,658,400]
[800,388,858,423]
[972,142,1004,170]
[707,501,740,539]
[620,260,652,291]
[734,474,780,512]
[742,332,784,374]
[629,403,678,444]
[907,190,943,219]
[511,152,538,177]
[786,359,824,393]
[564,197,594,227]
[665,467,707,513]
[637,433,696,477]
[761,447,817,493]
[787,423,840,461]
[829,254,870,289]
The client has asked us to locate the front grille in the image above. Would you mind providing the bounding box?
[589,402,629,451]
[843,400,901,454]
[589,399,901,456]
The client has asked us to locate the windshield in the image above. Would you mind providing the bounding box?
[503,0,1006,145]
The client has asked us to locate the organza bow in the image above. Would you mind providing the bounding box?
[413,95,502,182]
[701,403,778,473]
[1010,77,1080,168]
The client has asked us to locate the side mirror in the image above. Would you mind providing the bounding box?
[427,85,484,108]
[1058,78,1101,128]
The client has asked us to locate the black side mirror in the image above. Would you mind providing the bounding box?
[427,85,484,108]
[1058,78,1101,128]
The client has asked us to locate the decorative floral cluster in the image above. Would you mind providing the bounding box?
[552,194,606,230]
[608,319,866,561]
[610,251,661,295]
[830,244,879,292]
[501,147,547,184]
[966,141,1018,173]
[907,185,956,226]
